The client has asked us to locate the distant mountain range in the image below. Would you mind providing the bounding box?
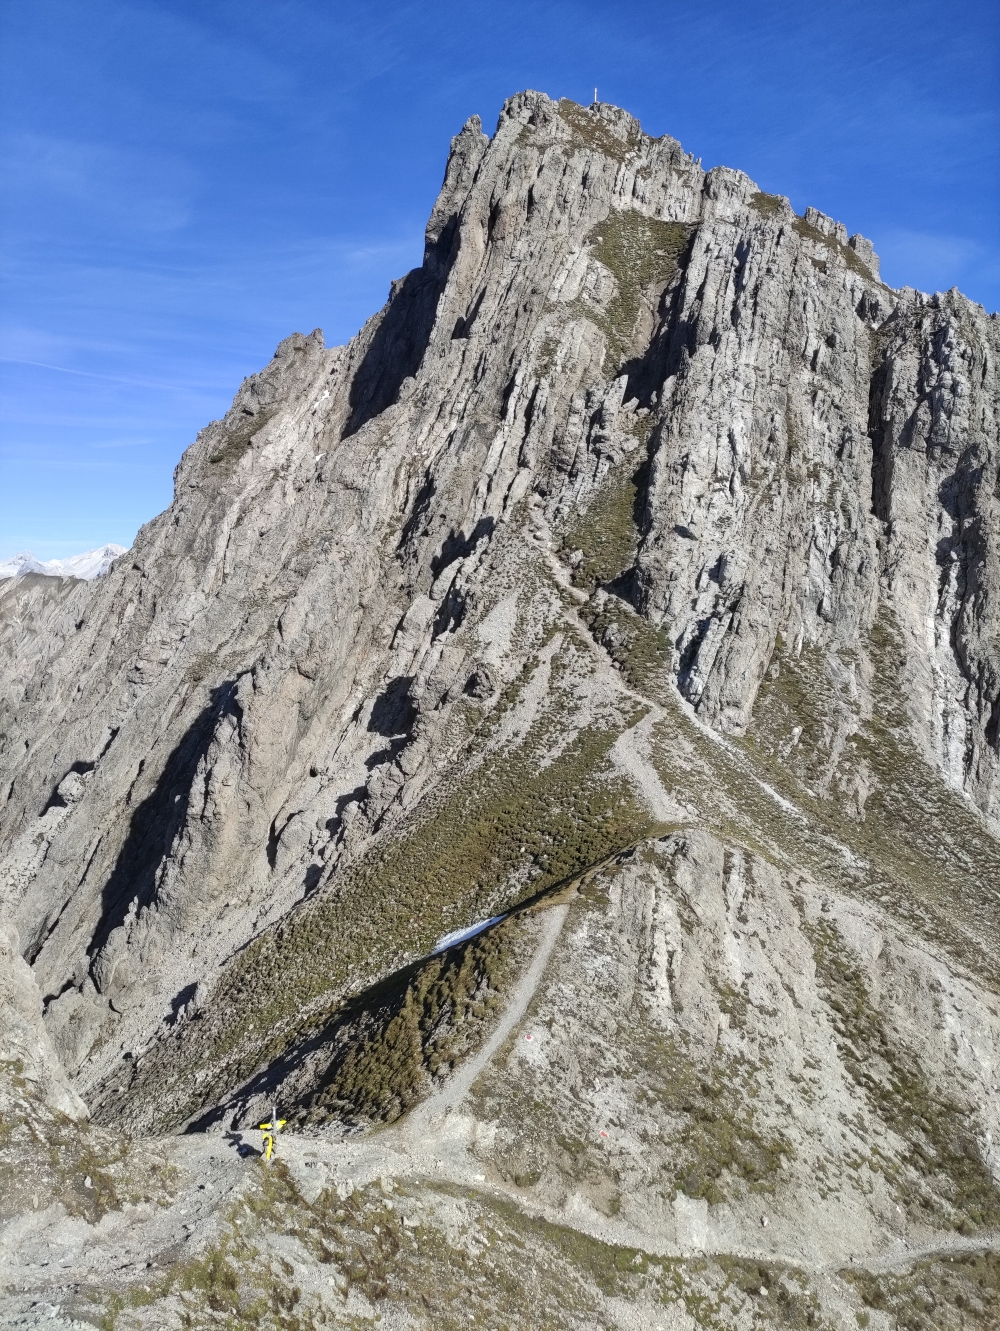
[0,543,126,580]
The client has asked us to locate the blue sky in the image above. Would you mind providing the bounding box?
[1,0,997,561]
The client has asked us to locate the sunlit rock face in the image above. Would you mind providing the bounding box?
[2,91,1000,1329]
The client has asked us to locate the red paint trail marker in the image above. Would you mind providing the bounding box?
[525,1034,533,1041]
[599,1130,608,1138]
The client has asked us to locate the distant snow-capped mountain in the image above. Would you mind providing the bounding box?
[0,544,127,581]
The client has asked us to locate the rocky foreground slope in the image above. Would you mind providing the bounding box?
[2,90,1000,1329]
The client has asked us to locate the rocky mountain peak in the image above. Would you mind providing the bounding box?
[2,91,999,1328]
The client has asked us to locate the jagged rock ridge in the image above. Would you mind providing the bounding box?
[2,90,1000,1328]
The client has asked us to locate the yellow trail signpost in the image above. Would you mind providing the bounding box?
[258,1105,287,1160]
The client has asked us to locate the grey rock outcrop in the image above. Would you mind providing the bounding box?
[0,923,88,1123]
[2,90,1000,1327]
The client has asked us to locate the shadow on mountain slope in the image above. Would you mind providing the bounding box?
[342,218,460,438]
[88,682,242,965]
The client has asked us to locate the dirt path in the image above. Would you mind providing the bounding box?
[609,702,679,825]
[831,1232,1000,1274]
[402,900,570,1138]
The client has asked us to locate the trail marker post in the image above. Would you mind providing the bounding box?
[259,1103,287,1161]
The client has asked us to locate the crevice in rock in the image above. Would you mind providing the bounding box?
[398,472,436,553]
[451,288,485,340]
[165,982,198,1027]
[431,517,495,579]
[325,785,369,835]
[868,344,894,524]
[41,978,75,1009]
[365,738,407,770]
[368,676,417,738]
[986,700,1000,754]
[613,228,699,408]
[433,581,467,637]
[676,616,716,701]
[267,810,306,871]
[266,818,280,870]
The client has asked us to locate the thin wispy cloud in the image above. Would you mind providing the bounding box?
[1,132,193,234]
[89,439,157,450]
[0,356,185,391]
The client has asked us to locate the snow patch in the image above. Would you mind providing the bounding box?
[432,915,505,954]
[0,544,127,581]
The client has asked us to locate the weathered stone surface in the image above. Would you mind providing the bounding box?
[0,923,87,1123]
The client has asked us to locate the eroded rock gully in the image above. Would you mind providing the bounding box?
[2,91,1000,1329]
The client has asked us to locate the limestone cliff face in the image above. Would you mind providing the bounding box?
[0,923,87,1123]
[2,92,1000,1320]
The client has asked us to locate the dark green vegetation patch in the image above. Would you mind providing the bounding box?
[290,911,529,1127]
[792,216,874,280]
[561,456,644,592]
[638,1031,796,1206]
[584,210,695,372]
[207,408,277,467]
[841,1250,1000,1331]
[557,99,643,162]
[750,191,787,219]
[580,598,674,696]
